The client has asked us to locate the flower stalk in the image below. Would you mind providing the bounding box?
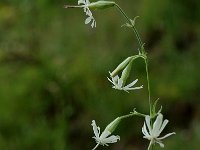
[65,1,176,150]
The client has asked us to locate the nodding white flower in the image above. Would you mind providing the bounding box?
[91,120,120,150]
[142,113,176,150]
[107,73,143,93]
[78,0,96,28]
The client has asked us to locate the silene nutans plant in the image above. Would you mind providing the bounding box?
[65,0,176,150]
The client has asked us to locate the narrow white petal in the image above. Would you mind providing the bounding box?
[86,0,90,5]
[145,115,152,134]
[107,77,115,85]
[91,19,96,28]
[94,21,96,27]
[85,17,92,24]
[78,0,85,5]
[91,120,100,138]
[157,132,176,140]
[113,76,119,83]
[86,9,92,16]
[124,79,138,88]
[124,85,143,91]
[142,123,150,138]
[152,114,163,137]
[101,135,120,144]
[158,119,169,135]
[118,78,123,88]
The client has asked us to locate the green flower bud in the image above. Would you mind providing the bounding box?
[105,117,121,133]
[110,57,132,77]
[89,1,116,10]
[120,61,132,86]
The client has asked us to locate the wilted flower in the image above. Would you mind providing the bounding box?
[78,0,96,28]
[64,1,116,28]
[142,113,176,150]
[64,0,96,28]
[107,72,143,92]
[91,120,120,150]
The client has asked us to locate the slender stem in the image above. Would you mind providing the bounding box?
[114,3,152,115]
[114,4,143,48]
[120,111,146,120]
[64,5,83,8]
[144,58,152,116]
[120,113,134,119]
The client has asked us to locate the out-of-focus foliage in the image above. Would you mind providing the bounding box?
[0,0,200,149]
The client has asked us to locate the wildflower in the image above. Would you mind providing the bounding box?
[107,72,143,92]
[142,113,176,150]
[64,0,96,28]
[78,0,96,28]
[91,119,120,150]
[64,1,116,28]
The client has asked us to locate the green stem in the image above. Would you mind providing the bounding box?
[120,111,146,120]
[114,3,152,116]
[145,58,152,115]
[114,3,143,49]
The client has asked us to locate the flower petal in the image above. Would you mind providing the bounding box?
[85,0,90,5]
[113,75,119,83]
[118,78,123,88]
[145,115,152,134]
[152,114,163,137]
[123,85,143,91]
[157,132,176,140]
[101,135,120,144]
[158,119,169,135]
[91,19,96,28]
[78,0,85,5]
[91,120,100,138]
[85,16,92,24]
[107,77,115,85]
[124,79,138,88]
[142,122,150,138]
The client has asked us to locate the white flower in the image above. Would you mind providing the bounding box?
[91,120,120,150]
[78,0,96,28]
[142,113,176,150]
[107,73,143,92]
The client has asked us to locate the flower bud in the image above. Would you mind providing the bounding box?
[89,1,115,10]
[105,117,121,133]
[110,57,132,77]
[120,62,132,86]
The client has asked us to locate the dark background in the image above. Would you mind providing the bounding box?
[0,0,200,149]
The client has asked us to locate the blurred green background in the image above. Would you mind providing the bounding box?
[0,0,200,149]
